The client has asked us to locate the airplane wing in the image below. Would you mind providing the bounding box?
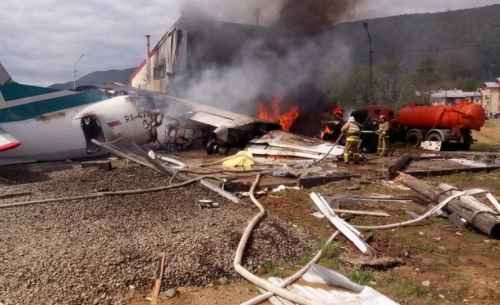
[165,95,261,128]
[0,128,21,152]
[95,84,275,129]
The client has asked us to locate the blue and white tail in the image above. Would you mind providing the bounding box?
[0,61,12,86]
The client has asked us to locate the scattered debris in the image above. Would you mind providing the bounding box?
[396,173,500,237]
[198,199,221,209]
[328,195,414,206]
[248,131,344,160]
[341,256,404,270]
[311,192,370,254]
[298,172,353,188]
[161,288,177,299]
[222,151,255,170]
[272,185,301,193]
[421,141,442,151]
[266,275,400,305]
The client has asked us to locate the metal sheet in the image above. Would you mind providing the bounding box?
[269,277,401,305]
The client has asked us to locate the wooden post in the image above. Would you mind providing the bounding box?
[151,253,167,305]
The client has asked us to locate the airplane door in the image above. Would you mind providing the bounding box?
[81,115,105,154]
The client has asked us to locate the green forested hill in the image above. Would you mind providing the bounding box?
[323,4,500,105]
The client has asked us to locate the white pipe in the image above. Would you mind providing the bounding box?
[241,232,340,305]
[234,175,325,305]
[352,189,487,230]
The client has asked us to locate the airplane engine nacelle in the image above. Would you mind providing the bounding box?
[74,96,158,153]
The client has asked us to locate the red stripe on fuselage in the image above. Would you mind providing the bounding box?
[0,140,21,152]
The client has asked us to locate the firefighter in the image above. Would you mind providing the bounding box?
[377,115,391,157]
[341,116,361,163]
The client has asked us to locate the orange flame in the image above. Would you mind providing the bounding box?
[257,97,300,132]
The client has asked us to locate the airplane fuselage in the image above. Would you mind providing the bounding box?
[0,82,154,166]
[0,105,93,165]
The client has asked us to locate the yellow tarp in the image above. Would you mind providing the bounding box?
[222,151,255,170]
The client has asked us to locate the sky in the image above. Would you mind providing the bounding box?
[1,0,499,86]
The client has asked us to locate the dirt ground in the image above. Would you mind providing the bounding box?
[1,122,500,305]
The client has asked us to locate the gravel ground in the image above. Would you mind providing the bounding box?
[0,165,309,305]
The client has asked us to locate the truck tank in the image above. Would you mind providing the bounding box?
[397,101,486,131]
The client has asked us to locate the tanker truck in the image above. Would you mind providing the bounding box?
[353,101,486,151]
[395,101,486,150]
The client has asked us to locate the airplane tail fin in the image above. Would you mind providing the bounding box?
[0,61,12,85]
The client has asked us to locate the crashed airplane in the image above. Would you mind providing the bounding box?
[0,62,278,165]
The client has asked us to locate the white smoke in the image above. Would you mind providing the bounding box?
[179,33,353,114]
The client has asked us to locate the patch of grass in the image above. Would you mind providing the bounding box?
[349,270,376,286]
[386,279,429,298]
[261,260,281,276]
[322,242,341,259]
[296,254,313,267]
[318,256,343,271]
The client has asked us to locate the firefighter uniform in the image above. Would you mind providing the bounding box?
[377,119,390,157]
[341,118,361,163]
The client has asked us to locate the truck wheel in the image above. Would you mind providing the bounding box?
[426,132,443,142]
[206,140,218,155]
[461,131,473,151]
[406,130,423,147]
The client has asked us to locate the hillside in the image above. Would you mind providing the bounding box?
[50,68,134,90]
[328,4,500,80]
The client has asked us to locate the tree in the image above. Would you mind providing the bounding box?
[414,57,441,103]
[374,59,403,105]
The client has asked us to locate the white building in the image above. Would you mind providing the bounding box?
[480,79,500,118]
[430,89,482,106]
[130,17,265,94]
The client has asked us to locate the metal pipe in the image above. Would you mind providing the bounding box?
[234,175,324,305]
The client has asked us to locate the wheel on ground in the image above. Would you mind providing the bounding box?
[426,132,443,142]
[206,140,218,155]
[406,130,424,147]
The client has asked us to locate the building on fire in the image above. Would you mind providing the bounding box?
[130,16,266,93]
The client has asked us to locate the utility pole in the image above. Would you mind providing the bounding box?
[73,54,85,90]
[363,22,374,103]
[145,35,152,85]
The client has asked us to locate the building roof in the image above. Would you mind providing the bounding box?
[484,82,500,88]
[431,89,481,99]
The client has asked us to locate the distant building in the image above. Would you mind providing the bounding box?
[430,89,482,106]
[130,17,266,93]
[480,78,500,118]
